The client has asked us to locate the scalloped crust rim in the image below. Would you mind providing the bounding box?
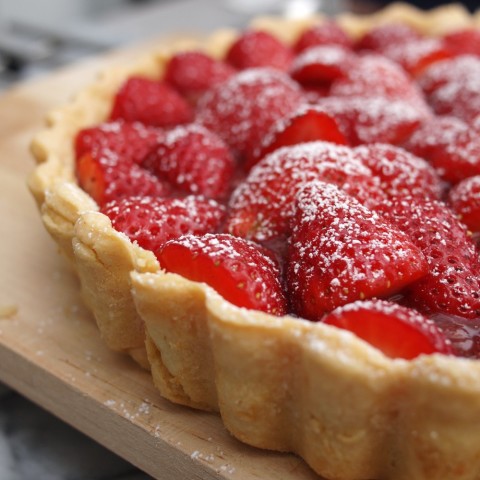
[29,4,480,480]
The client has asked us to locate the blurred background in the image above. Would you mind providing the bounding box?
[0,0,475,90]
[0,0,362,89]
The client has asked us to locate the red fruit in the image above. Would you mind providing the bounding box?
[157,233,287,315]
[380,197,480,319]
[75,120,164,165]
[418,55,480,95]
[110,76,193,127]
[417,56,480,123]
[329,55,428,108]
[76,150,170,206]
[317,96,426,146]
[323,299,452,360]
[226,30,293,71]
[286,182,428,320]
[383,38,451,77]
[143,124,235,200]
[290,45,356,86]
[429,82,480,125]
[226,142,387,243]
[247,106,348,170]
[294,20,353,53]
[196,68,304,158]
[164,51,235,100]
[432,313,480,359]
[353,143,442,200]
[442,28,480,57]
[404,116,480,184]
[448,176,480,233]
[101,196,226,255]
[355,23,422,52]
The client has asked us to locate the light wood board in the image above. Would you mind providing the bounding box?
[0,45,321,479]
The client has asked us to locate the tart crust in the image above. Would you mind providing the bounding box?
[29,4,480,479]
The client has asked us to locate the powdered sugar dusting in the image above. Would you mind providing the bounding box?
[227,141,385,242]
[286,181,426,319]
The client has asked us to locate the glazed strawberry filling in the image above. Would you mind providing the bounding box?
[75,24,480,360]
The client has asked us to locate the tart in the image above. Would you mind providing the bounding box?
[29,3,480,479]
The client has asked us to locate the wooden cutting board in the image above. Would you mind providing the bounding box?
[0,45,320,479]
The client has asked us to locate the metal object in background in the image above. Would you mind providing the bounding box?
[0,0,378,89]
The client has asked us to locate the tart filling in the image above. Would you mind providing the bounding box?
[30,3,480,479]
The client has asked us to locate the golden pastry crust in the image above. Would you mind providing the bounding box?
[29,4,480,479]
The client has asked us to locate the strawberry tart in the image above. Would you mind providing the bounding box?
[29,3,480,479]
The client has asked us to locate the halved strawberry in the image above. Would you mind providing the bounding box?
[404,116,480,184]
[448,176,480,233]
[433,313,480,359]
[247,106,348,170]
[294,20,353,53]
[286,182,428,320]
[76,150,170,206]
[196,68,304,158]
[75,120,164,165]
[322,299,452,360]
[329,54,428,108]
[110,76,193,127]
[353,143,442,200]
[142,124,235,200]
[226,142,387,243]
[317,96,426,146]
[164,51,235,101]
[417,55,480,95]
[101,195,225,256]
[290,45,356,86]
[383,38,451,77]
[355,23,422,52]
[157,233,287,315]
[442,28,480,57]
[380,196,480,319]
[226,30,293,71]
[417,56,480,123]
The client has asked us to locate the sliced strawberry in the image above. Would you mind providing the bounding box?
[101,196,225,255]
[164,51,235,101]
[404,116,480,184]
[75,120,164,165]
[226,30,293,71]
[290,45,356,86]
[157,233,287,315]
[355,23,422,52]
[294,20,353,53]
[448,176,480,233]
[417,56,480,123]
[353,144,442,200]
[432,313,480,359]
[417,55,480,96]
[142,124,234,200]
[247,106,348,170]
[286,182,428,320]
[383,38,451,77]
[109,76,193,127]
[442,28,480,57]
[429,82,480,125]
[76,150,170,206]
[322,299,452,360]
[226,142,387,243]
[329,54,428,108]
[380,196,480,319]
[317,96,426,146]
[196,68,304,158]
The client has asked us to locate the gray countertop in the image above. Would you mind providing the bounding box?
[0,385,151,480]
